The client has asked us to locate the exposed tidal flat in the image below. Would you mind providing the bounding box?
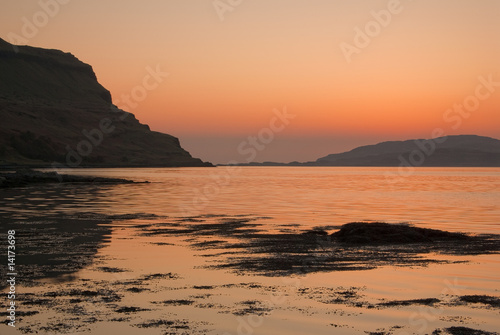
[1,167,499,334]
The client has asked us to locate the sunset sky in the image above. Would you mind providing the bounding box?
[2,0,499,163]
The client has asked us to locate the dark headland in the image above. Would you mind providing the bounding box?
[0,38,212,168]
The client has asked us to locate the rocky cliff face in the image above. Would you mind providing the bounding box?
[0,38,211,167]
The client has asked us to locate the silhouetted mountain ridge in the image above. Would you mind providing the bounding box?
[228,135,500,167]
[315,135,500,166]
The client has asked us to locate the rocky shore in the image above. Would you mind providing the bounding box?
[0,169,144,188]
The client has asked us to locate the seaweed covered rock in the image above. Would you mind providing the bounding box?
[331,222,469,244]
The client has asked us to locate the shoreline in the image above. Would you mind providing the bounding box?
[0,163,214,171]
[0,168,148,188]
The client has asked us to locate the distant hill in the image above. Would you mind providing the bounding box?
[315,135,500,167]
[0,38,211,168]
[226,135,500,167]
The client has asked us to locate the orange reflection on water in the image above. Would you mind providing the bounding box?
[3,167,498,334]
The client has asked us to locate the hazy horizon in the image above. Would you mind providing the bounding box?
[2,0,499,164]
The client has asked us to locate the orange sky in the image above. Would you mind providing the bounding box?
[2,0,500,163]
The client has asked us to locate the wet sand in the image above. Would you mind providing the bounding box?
[1,212,499,334]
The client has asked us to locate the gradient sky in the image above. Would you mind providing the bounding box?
[1,0,499,163]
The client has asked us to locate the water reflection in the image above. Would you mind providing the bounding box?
[1,167,499,334]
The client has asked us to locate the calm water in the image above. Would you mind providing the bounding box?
[1,167,500,334]
[4,167,500,232]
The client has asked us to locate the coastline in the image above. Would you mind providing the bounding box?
[0,168,147,188]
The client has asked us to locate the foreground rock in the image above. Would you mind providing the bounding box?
[330,221,469,244]
[0,169,143,188]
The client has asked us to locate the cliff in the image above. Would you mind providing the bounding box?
[0,38,211,167]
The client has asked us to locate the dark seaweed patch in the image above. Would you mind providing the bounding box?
[433,326,499,335]
[458,295,500,308]
[97,266,128,273]
[232,300,273,316]
[140,272,179,281]
[154,299,195,306]
[115,306,150,313]
[379,298,441,307]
